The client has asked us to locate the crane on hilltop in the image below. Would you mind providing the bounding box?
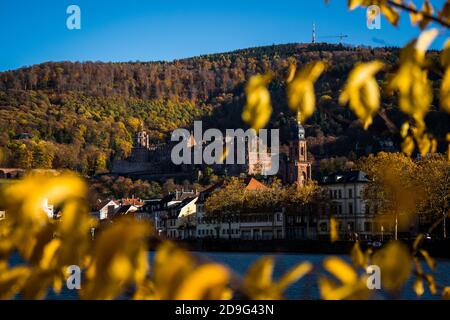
[311,23,349,45]
[318,34,349,45]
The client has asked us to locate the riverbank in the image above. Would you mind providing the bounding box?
[169,239,450,258]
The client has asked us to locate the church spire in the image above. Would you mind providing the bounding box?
[294,111,306,141]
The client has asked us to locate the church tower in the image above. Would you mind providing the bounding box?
[287,114,311,185]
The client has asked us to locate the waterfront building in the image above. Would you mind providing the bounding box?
[167,197,198,239]
[195,177,284,240]
[138,189,199,237]
[317,170,392,240]
[91,199,120,221]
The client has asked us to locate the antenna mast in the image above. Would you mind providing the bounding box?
[312,22,316,43]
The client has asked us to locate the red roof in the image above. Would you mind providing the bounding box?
[121,198,145,207]
[244,177,267,191]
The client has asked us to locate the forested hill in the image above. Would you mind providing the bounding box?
[0,43,448,174]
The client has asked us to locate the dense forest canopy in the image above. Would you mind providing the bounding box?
[0,43,448,173]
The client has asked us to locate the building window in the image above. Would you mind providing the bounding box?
[334,190,337,198]
[338,205,343,215]
[349,203,353,215]
[329,190,333,199]
[348,189,353,198]
[338,190,342,199]
[364,222,372,232]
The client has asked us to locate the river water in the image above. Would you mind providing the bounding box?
[11,252,450,300]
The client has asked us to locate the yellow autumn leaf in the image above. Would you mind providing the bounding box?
[286,64,296,83]
[439,1,450,21]
[244,257,310,299]
[415,28,439,61]
[339,61,384,129]
[425,274,437,295]
[372,241,412,292]
[409,2,422,25]
[82,218,150,300]
[440,40,450,113]
[151,241,197,299]
[419,0,434,29]
[416,132,432,157]
[40,239,62,270]
[400,122,410,138]
[0,266,30,299]
[413,233,424,251]
[244,256,274,293]
[330,217,339,242]
[275,262,312,291]
[347,0,364,10]
[242,73,273,131]
[420,249,436,270]
[323,257,357,284]
[389,30,438,131]
[442,286,450,299]
[287,61,325,123]
[320,256,370,300]
[413,277,425,296]
[2,172,86,226]
[380,4,400,26]
[350,242,366,268]
[174,264,231,300]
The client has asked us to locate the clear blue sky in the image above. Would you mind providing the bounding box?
[0,0,448,71]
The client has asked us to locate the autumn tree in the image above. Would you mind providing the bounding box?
[415,155,450,238]
[359,152,424,240]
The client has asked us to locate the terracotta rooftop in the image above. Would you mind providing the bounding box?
[121,198,145,207]
[244,177,267,191]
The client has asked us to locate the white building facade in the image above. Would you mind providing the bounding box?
[318,171,384,240]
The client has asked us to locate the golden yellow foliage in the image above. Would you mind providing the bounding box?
[0,265,30,299]
[347,0,399,26]
[350,242,370,269]
[388,29,437,130]
[0,172,97,299]
[339,61,384,129]
[420,249,436,270]
[372,241,412,292]
[174,264,231,300]
[319,256,369,300]
[442,287,450,299]
[330,217,339,243]
[440,40,450,113]
[244,256,312,299]
[408,2,421,25]
[242,73,273,131]
[419,0,434,29]
[287,61,325,123]
[137,241,232,300]
[82,217,150,299]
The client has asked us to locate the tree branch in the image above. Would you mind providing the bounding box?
[387,0,450,29]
